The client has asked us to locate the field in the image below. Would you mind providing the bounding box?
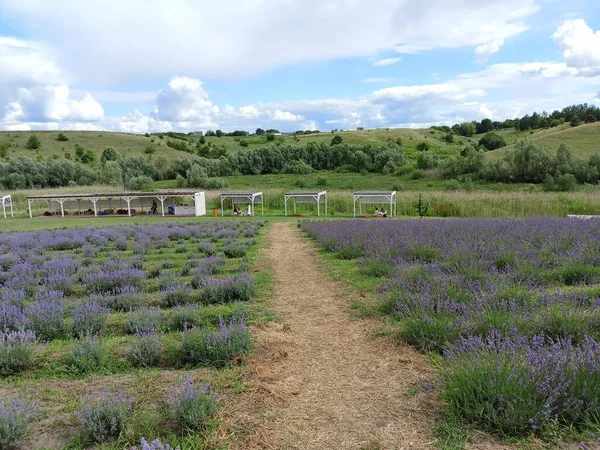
[302,218,600,443]
[0,220,269,449]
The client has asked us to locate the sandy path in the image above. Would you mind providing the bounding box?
[232,222,436,450]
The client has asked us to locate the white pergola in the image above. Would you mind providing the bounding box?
[220,192,264,216]
[1,195,13,219]
[27,191,206,218]
[284,191,327,217]
[353,191,397,217]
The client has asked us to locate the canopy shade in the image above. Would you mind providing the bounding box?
[353,191,396,217]
[284,191,327,216]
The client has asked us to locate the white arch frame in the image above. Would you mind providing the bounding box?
[353,191,397,217]
[0,195,13,219]
[220,192,264,217]
[284,191,327,217]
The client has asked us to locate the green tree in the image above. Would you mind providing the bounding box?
[570,114,582,127]
[79,149,95,164]
[101,147,121,166]
[0,143,8,159]
[509,140,553,183]
[26,135,41,150]
[199,135,206,144]
[458,123,476,137]
[445,134,454,143]
[56,133,69,141]
[478,132,507,150]
[255,128,265,136]
[266,133,275,142]
[74,144,85,160]
[215,130,223,137]
[100,161,123,185]
[331,135,343,146]
[416,141,431,151]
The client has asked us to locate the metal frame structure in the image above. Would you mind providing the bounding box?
[26,191,205,219]
[284,191,327,217]
[0,195,13,219]
[220,192,264,217]
[353,191,397,217]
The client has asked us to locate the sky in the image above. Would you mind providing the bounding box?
[0,0,599,133]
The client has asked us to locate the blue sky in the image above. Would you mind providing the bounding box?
[1,0,599,133]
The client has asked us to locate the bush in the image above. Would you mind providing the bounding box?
[479,132,507,150]
[409,169,425,180]
[445,134,454,143]
[95,288,145,312]
[166,377,218,431]
[180,317,250,367]
[161,285,192,307]
[316,176,328,187]
[71,302,109,337]
[26,135,40,150]
[0,330,36,375]
[196,274,255,304]
[331,135,343,146]
[198,242,216,256]
[128,330,162,368]
[56,133,69,141]
[193,256,225,276]
[223,242,247,258]
[125,175,154,191]
[283,160,313,175]
[416,141,431,152]
[170,305,200,331]
[239,139,248,147]
[79,390,133,443]
[0,397,37,450]
[23,301,66,340]
[125,307,166,334]
[416,152,439,170]
[132,438,180,450]
[72,334,105,373]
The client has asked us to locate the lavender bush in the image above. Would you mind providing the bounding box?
[169,304,200,331]
[223,242,247,258]
[79,389,133,443]
[72,334,105,374]
[181,317,250,368]
[23,300,66,341]
[0,397,37,450]
[193,256,225,276]
[166,377,218,431]
[128,330,162,368]
[196,273,255,305]
[125,307,166,334]
[0,330,36,375]
[71,302,109,337]
[131,438,180,450]
[0,303,24,332]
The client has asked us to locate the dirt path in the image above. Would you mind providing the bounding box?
[232,222,436,450]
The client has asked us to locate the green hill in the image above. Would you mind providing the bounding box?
[488,122,600,160]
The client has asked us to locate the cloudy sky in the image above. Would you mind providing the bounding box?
[1,0,599,133]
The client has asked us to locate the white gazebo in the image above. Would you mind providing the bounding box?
[284,191,327,217]
[1,194,13,219]
[353,191,397,217]
[27,191,206,218]
[220,192,264,216]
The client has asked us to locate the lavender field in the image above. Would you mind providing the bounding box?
[0,221,263,447]
[302,218,600,440]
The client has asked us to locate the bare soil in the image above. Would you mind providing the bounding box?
[230,222,437,449]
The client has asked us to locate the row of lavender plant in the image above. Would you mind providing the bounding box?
[1,377,217,448]
[302,218,600,439]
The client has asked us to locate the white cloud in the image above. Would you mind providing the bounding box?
[371,57,401,67]
[474,39,504,63]
[271,110,304,122]
[118,109,173,134]
[552,19,600,76]
[0,0,540,80]
[154,77,218,126]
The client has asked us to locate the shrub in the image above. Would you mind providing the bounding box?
[125,307,166,334]
[72,334,105,373]
[125,175,154,191]
[128,330,162,368]
[198,242,216,256]
[223,242,247,258]
[266,133,275,142]
[409,169,425,180]
[479,132,507,150]
[239,139,248,147]
[166,377,218,431]
[170,305,200,331]
[131,438,180,450]
[161,285,192,307]
[79,389,133,443]
[196,274,255,304]
[416,141,431,152]
[23,300,66,340]
[0,330,36,375]
[0,302,25,332]
[56,133,69,141]
[316,176,328,187]
[71,302,109,337]
[193,256,225,276]
[25,135,40,150]
[331,135,343,145]
[180,317,250,367]
[0,397,37,450]
[95,288,145,312]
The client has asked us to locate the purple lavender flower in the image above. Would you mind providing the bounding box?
[166,376,218,431]
[79,389,134,443]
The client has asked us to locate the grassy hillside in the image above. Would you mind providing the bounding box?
[488,122,600,159]
[0,130,192,162]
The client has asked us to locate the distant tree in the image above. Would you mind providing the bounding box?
[445,134,454,143]
[478,132,507,150]
[199,135,206,144]
[0,143,8,159]
[215,130,223,137]
[586,115,597,124]
[205,130,216,137]
[550,119,564,128]
[26,135,41,150]
[100,161,123,185]
[266,133,275,142]
[79,149,95,164]
[239,139,249,147]
[416,141,431,152]
[570,114,582,127]
[458,123,476,137]
[74,144,85,160]
[101,147,121,166]
[266,129,279,134]
[416,151,439,170]
[255,128,265,136]
[477,118,494,134]
[331,135,343,146]
[144,145,156,154]
[56,133,69,142]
